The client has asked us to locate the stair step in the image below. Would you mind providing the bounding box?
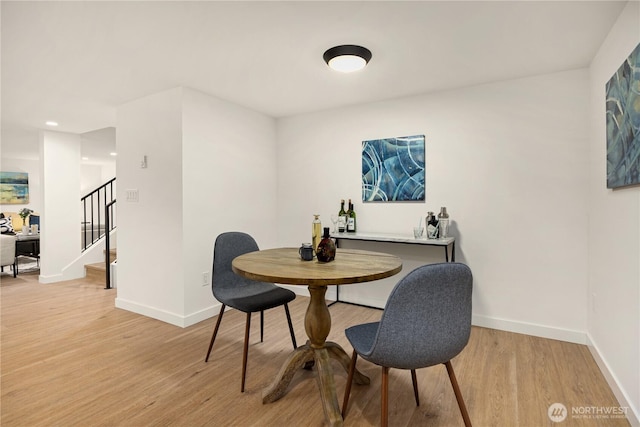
[104,248,117,263]
[85,263,107,284]
[85,248,116,285]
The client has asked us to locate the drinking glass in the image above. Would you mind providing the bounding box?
[330,214,339,233]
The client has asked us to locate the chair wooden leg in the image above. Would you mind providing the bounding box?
[260,310,264,343]
[205,304,226,362]
[411,369,420,406]
[341,350,358,419]
[381,366,389,427]
[241,312,251,392]
[284,303,297,349]
[445,361,472,427]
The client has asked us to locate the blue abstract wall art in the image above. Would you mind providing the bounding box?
[362,135,425,202]
[606,42,640,189]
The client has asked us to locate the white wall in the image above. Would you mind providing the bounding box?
[115,87,278,327]
[181,87,278,324]
[38,130,82,283]
[277,69,590,344]
[115,87,185,324]
[588,1,639,423]
[80,164,103,196]
[80,163,115,196]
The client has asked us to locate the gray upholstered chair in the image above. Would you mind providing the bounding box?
[342,262,473,427]
[204,232,297,392]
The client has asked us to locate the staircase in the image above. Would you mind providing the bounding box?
[82,178,116,252]
[85,248,116,286]
[80,178,117,288]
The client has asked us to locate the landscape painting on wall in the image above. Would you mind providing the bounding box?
[362,135,425,202]
[0,172,29,204]
[606,42,640,189]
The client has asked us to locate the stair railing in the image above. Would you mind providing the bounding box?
[105,199,116,289]
[81,178,116,251]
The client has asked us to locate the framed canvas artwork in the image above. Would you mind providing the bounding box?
[0,172,29,204]
[606,42,640,189]
[362,135,425,202]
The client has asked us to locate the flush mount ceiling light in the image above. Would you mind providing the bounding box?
[323,45,372,73]
[45,121,59,127]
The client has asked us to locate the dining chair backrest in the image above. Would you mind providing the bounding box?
[206,231,298,392]
[212,231,262,296]
[363,262,473,370]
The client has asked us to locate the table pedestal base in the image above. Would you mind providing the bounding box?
[263,341,369,426]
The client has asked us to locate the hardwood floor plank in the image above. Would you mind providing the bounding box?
[0,272,630,426]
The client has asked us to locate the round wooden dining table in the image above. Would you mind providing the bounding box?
[232,247,402,427]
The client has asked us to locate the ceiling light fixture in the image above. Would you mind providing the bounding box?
[323,45,372,73]
[110,152,117,156]
[45,121,59,127]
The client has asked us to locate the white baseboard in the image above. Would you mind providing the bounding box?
[285,287,588,344]
[587,333,640,427]
[471,314,587,344]
[115,297,223,328]
[38,273,64,284]
[115,298,185,326]
[183,304,222,327]
[39,267,84,284]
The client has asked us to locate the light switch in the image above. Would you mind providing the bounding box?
[126,189,139,202]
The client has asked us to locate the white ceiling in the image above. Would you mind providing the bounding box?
[0,1,628,163]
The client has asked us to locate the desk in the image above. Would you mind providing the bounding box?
[232,248,402,427]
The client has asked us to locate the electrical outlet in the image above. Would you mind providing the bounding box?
[202,271,209,286]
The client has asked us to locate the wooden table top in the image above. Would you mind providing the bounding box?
[232,247,402,286]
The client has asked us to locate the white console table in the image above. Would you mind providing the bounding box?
[330,232,456,308]
[332,231,455,262]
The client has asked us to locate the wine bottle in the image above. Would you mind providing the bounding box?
[347,200,356,233]
[338,199,347,233]
[316,227,336,262]
[312,214,322,252]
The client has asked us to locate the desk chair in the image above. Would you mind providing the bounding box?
[342,262,473,427]
[205,232,297,392]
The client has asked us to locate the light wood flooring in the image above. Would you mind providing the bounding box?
[0,271,630,426]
